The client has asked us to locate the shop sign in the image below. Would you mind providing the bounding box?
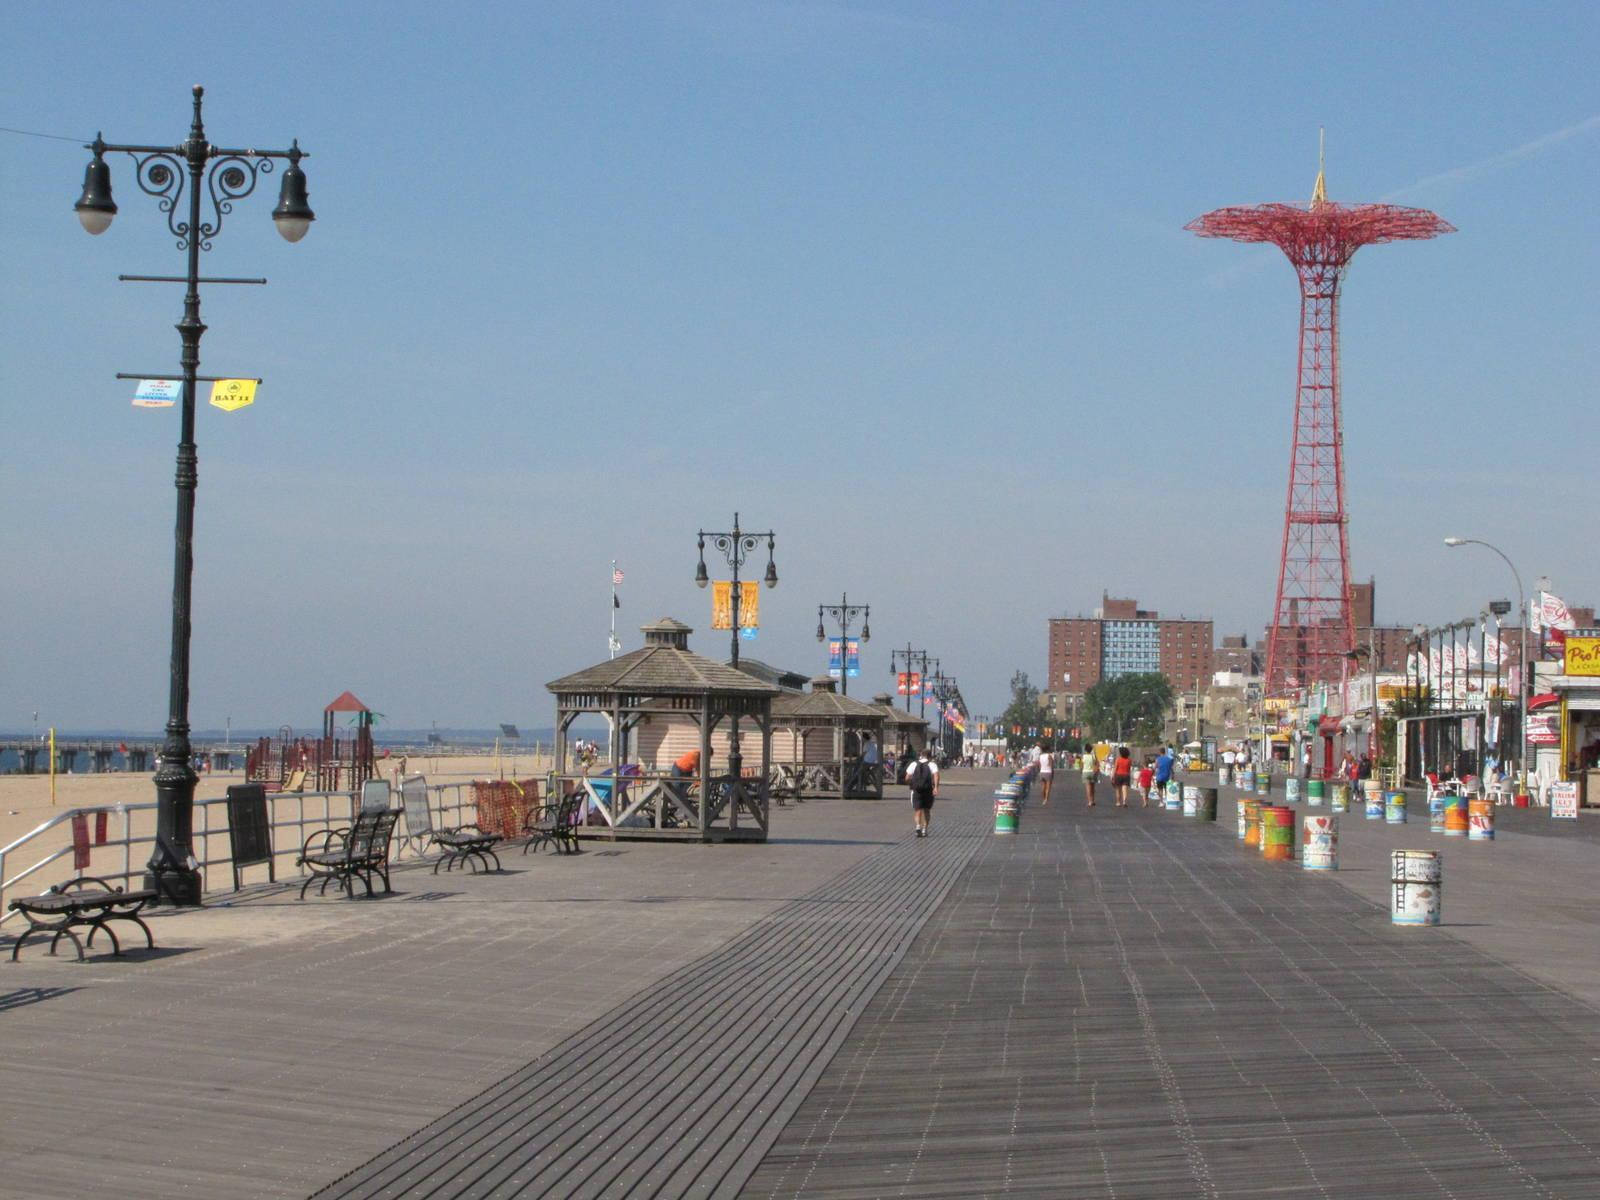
[1563,631,1600,677]
[1526,711,1561,746]
[1550,781,1579,819]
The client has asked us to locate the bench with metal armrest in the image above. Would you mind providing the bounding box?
[8,876,158,962]
[521,792,584,855]
[398,774,503,873]
[296,808,400,899]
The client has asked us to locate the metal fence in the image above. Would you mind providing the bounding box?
[0,780,481,925]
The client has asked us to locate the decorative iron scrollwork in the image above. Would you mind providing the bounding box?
[125,149,274,251]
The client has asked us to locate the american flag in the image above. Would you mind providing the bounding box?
[612,567,624,586]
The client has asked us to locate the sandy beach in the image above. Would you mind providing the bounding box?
[0,750,555,880]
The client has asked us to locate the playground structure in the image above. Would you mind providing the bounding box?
[245,691,378,791]
[1188,144,1453,695]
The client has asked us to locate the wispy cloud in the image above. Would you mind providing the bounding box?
[1383,114,1600,200]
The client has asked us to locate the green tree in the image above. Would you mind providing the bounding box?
[996,669,1052,750]
[1081,673,1174,745]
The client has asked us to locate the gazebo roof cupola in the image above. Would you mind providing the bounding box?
[642,617,693,650]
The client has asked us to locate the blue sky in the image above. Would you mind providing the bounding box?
[3,1,1596,731]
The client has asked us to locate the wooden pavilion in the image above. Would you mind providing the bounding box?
[871,692,930,766]
[769,677,887,800]
[545,618,778,842]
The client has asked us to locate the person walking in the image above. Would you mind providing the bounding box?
[1112,745,1133,807]
[1154,744,1175,806]
[1080,741,1098,807]
[906,746,939,837]
[1038,742,1054,805]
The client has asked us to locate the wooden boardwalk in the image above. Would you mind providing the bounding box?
[4,774,1600,1198]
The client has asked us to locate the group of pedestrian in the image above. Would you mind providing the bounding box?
[1074,741,1176,808]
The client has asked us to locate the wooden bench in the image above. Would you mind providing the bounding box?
[522,793,583,855]
[8,876,158,962]
[296,809,400,899]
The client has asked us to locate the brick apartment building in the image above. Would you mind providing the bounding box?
[1047,595,1213,697]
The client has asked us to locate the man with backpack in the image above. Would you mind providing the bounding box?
[906,746,939,837]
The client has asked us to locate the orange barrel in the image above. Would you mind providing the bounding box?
[1260,805,1294,860]
[1392,849,1442,926]
[1285,776,1302,804]
[1301,814,1338,870]
[1243,800,1261,846]
[1363,781,1384,820]
[1384,791,1407,824]
[1468,798,1494,841]
[1307,778,1325,806]
[1331,784,1350,813]
[1443,795,1469,837]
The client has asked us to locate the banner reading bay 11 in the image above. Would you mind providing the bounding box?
[710,581,760,630]
[896,672,922,696]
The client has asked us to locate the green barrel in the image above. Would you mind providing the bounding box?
[1255,771,1271,796]
[994,797,1018,834]
[1307,779,1325,806]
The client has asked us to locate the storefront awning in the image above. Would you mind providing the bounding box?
[1528,692,1561,711]
[1316,716,1341,736]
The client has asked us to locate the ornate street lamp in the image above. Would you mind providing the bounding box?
[75,86,313,904]
[816,593,869,695]
[890,645,928,715]
[695,514,776,780]
[1445,537,1529,792]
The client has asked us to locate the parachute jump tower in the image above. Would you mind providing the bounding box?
[1187,148,1453,696]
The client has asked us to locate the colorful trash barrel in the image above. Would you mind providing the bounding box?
[1306,778,1325,806]
[1392,849,1442,926]
[1301,814,1338,871]
[1444,795,1469,837]
[1384,792,1407,824]
[1363,780,1383,814]
[1243,800,1261,846]
[994,797,1018,834]
[1164,781,1181,811]
[1182,785,1199,817]
[1428,793,1446,832]
[1468,798,1494,841]
[1285,776,1302,805]
[1219,765,1232,787]
[1331,784,1350,813]
[1256,771,1270,796]
[1260,805,1295,860]
[1195,787,1217,822]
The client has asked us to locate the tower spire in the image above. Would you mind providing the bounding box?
[1310,127,1327,208]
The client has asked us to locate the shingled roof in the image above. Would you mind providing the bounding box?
[870,692,930,729]
[771,677,889,723]
[545,618,779,697]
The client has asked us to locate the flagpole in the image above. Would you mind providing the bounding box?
[610,559,619,660]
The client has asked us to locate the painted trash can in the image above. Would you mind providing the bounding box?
[1331,783,1350,813]
[1429,793,1447,833]
[1301,814,1338,870]
[1306,778,1325,806]
[1468,797,1494,841]
[1260,805,1295,860]
[1384,791,1407,824]
[994,797,1019,834]
[1256,771,1271,796]
[1182,785,1200,817]
[1164,781,1181,811]
[1364,784,1384,821]
[1392,849,1442,926]
[1242,800,1261,846]
[1444,795,1469,837]
[1285,776,1302,805]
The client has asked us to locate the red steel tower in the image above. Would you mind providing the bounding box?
[1188,156,1452,695]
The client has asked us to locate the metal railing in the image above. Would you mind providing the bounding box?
[0,781,482,925]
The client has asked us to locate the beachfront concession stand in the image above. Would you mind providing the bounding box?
[1545,628,1600,807]
[545,618,778,841]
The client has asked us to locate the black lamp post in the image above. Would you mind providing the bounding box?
[890,645,928,715]
[76,86,313,905]
[696,513,776,779]
[816,593,869,695]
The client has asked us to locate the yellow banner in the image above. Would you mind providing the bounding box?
[739,581,759,628]
[1565,635,1600,677]
[711,581,732,630]
[209,378,257,411]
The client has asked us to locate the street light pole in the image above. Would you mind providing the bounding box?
[75,87,313,905]
[816,593,870,695]
[890,646,927,714]
[1445,537,1529,793]
[696,513,777,779]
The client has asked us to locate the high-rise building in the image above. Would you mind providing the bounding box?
[1048,595,1213,697]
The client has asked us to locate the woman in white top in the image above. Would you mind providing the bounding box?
[1038,743,1054,805]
